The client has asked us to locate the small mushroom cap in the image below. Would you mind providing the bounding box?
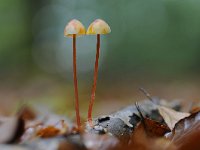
[64,19,86,37]
[87,19,111,35]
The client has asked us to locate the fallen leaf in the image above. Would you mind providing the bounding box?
[36,126,61,138]
[129,123,149,150]
[135,102,170,137]
[83,133,119,150]
[124,122,176,150]
[143,117,170,137]
[0,116,24,144]
[18,106,36,121]
[170,111,200,150]
[36,119,69,138]
[190,106,200,114]
[158,106,190,130]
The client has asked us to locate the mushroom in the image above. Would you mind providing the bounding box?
[64,19,86,129]
[86,19,111,126]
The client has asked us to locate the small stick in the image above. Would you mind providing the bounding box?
[135,102,146,129]
[139,87,154,102]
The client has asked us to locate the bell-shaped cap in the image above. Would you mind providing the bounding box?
[64,19,86,37]
[87,19,111,35]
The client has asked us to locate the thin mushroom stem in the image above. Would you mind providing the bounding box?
[88,34,100,126]
[72,34,81,129]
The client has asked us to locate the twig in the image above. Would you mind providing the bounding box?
[139,87,154,102]
[135,102,146,130]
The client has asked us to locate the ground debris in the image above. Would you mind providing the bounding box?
[86,99,181,138]
[0,98,199,150]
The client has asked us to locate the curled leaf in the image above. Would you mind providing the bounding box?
[158,106,190,130]
[171,112,200,150]
[135,102,170,137]
[143,117,170,137]
[125,123,176,150]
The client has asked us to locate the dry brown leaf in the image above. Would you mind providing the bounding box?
[190,106,200,114]
[135,102,170,137]
[18,106,36,121]
[158,106,190,130]
[171,111,200,150]
[122,122,176,150]
[36,119,70,138]
[143,117,170,137]
[36,126,61,138]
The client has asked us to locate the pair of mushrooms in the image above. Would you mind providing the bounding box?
[64,19,111,129]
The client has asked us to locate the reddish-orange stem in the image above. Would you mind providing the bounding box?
[88,34,100,127]
[72,34,81,129]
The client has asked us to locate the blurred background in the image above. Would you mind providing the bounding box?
[0,0,200,119]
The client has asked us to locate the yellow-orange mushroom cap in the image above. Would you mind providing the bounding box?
[64,19,86,37]
[87,19,111,35]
